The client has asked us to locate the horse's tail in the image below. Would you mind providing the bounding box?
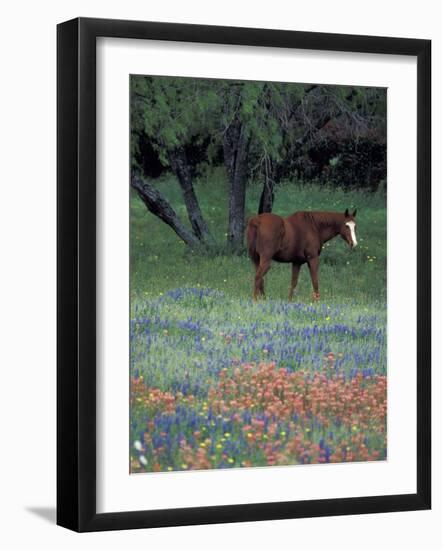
[246,217,260,267]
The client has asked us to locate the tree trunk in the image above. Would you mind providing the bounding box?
[168,147,213,243]
[131,174,201,248]
[366,147,373,190]
[258,156,275,214]
[223,120,248,252]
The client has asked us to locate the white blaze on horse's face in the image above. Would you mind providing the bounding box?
[345,221,357,247]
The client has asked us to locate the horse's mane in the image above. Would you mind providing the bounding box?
[302,211,344,229]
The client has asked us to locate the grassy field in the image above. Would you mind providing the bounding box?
[131,169,386,303]
[130,170,387,473]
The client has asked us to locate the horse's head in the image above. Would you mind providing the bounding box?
[340,208,358,248]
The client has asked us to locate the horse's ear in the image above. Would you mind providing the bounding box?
[352,208,357,217]
[344,208,349,217]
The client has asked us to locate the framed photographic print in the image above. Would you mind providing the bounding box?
[57,17,431,532]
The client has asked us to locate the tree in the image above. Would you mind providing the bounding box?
[167,147,211,241]
[220,81,286,248]
[221,83,250,252]
[131,76,386,252]
[131,76,218,246]
[131,77,286,252]
[272,84,387,188]
[131,174,201,248]
[257,153,275,214]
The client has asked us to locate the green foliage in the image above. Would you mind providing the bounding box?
[131,76,387,191]
[131,76,219,166]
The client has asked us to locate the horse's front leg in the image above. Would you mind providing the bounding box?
[307,256,320,301]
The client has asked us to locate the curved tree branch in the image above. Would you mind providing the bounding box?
[131,174,201,248]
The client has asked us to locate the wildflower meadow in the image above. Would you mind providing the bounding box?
[129,177,387,473]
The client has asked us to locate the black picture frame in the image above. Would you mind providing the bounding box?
[57,17,431,532]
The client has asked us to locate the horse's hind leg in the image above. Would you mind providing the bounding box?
[253,258,272,301]
[307,256,320,301]
[288,263,301,302]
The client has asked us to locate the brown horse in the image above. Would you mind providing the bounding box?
[246,208,357,301]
